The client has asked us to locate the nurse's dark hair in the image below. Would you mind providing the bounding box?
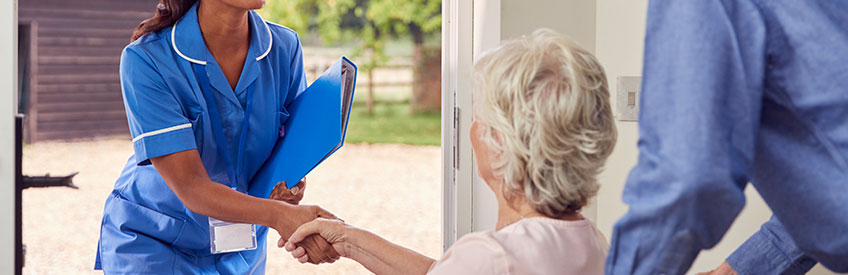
[131,0,198,42]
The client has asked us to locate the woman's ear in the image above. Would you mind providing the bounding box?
[470,120,494,183]
[490,130,506,161]
[469,120,484,155]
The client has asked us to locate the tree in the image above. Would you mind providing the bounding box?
[261,0,441,114]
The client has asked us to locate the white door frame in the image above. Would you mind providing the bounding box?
[2,0,19,273]
[441,0,502,251]
[441,0,473,251]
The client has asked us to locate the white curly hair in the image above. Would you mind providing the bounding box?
[472,28,617,218]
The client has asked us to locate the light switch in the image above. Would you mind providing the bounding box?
[616,76,641,121]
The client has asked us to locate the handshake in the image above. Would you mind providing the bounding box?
[267,179,346,265]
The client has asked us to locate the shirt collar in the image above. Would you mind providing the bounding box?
[170,3,273,66]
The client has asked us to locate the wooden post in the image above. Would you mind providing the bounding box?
[366,68,375,115]
[26,21,38,143]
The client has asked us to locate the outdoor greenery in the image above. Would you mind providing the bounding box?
[345,101,441,146]
[261,0,441,70]
[262,0,441,114]
[261,0,442,146]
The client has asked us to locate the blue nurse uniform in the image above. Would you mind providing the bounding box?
[94,4,305,274]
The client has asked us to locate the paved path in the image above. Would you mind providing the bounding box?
[21,139,441,274]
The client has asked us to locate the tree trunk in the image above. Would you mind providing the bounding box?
[410,43,442,113]
[411,24,425,45]
[409,24,441,113]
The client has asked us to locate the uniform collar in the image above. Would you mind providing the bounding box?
[170,3,273,66]
[171,3,272,107]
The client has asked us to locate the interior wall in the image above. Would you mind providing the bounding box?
[593,1,832,274]
[2,0,18,273]
[593,0,646,243]
[500,0,596,52]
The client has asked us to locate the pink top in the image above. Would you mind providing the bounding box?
[427,217,609,275]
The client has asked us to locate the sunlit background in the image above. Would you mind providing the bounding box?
[16,0,441,274]
[16,1,839,274]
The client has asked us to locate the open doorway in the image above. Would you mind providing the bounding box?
[260,2,444,273]
[18,0,443,274]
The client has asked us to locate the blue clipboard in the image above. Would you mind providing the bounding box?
[249,57,358,198]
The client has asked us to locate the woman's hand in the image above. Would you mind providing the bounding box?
[269,179,306,205]
[272,203,341,264]
[283,218,436,275]
[281,218,354,263]
[269,179,340,264]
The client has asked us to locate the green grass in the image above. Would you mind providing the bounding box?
[344,102,441,146]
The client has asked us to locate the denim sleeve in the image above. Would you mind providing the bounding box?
[727,216,817,275]
[605,0,768,274]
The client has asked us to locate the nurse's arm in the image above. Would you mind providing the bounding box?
[150,149,335,239]
[152,150,343,263]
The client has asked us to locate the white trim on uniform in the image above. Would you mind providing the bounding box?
[132,123,193,143]
[171,16,273,65]
[255,19,273,61]
[171,23,207,65]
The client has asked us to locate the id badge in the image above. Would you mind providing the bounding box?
[209,217,258,254]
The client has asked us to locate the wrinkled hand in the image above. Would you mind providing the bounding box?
[270,184,341,265]
[280,218,352,264]
[269,179,306,205]
[697,262,738,275]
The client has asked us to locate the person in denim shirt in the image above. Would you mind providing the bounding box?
[605,0,848,274]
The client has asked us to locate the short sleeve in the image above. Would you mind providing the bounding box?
[120,47,196,165]
[427,233,508,275]
[283,32,307,109]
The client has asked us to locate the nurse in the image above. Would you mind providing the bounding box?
[95,0,339,273]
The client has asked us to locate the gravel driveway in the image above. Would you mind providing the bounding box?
[21,138,441,274]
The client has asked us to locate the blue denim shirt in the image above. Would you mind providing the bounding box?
[605,0,848,274]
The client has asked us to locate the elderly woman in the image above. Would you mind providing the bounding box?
[282,29,617,274]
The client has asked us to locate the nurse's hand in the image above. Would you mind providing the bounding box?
[272,203,341,264]
[269,179,306,205]
[281,218,352,263]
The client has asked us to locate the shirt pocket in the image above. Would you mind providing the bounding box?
[278,109,291,137]
[105,194,187,246]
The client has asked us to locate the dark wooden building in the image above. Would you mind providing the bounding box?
[18,0,157,141]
